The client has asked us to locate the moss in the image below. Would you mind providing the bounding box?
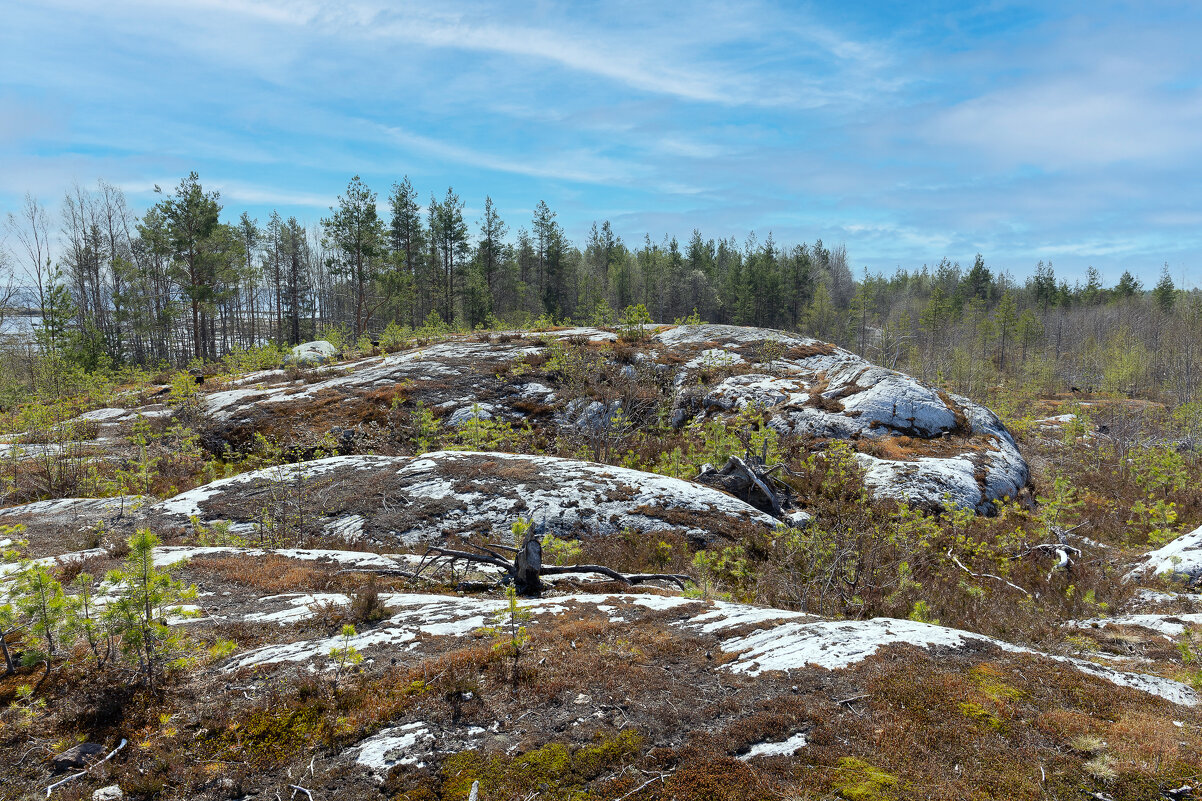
[435,729,642,800]
[832,757,900,801]
[969,664,1025,703]
[958,700,1004,731]
[216,705,327,765]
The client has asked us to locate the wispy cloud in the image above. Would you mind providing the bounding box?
[5,0,1202,280]
[370,122,637,186]
[196,181,333,210]
[930,78,1202,168]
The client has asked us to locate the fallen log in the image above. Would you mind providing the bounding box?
[415,528,689,596]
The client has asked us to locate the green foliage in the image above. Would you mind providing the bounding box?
[167,369,207,429]
[653,445,690,480]
[1100,329,1151,396]
[322,176,387,337]
[116,414,160,497]
[7,399,105,498]
[191,516,249,547]
[1039,473,1081,535]
[71,571,113,666]
[6,683,46,728]
[483,585,532,684]
[832,757,900,801]
[317,322,352,352]
[378,320,411,349]
[11,562,71,660]
[417,310,451,339]
[958,700,1004,731]
[908,599,940,625]
[329,623,363,695]
[450,404,523,452]
[510,516,533,547]
[618,303,652,340]
[542,533,583,565]
[411,401,439,455]
[690,544,753,601]
[1129,445,1190,496]
[589,297,615,327]
[103,528,197,686]
[437,729,642,800]
[220,343,288,375]
[1127,497,1179,546]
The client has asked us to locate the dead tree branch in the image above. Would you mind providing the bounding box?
[45,739,127,798]
[946,548,1029,595]
[418,542,689,596]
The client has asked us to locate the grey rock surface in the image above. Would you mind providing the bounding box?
[144,451,781,544]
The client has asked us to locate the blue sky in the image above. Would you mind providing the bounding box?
[3,0,1202,285]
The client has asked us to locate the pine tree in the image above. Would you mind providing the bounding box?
[13,564,70,661]
[104,528,196,687]
[155,172,222,360]
[1081,267,1104,305]
[432,187,469,324]
[963,253,994,303]
[1153,265,1176,313]
[322,176,385,337]
[994,291,1018,370]
[1115,270,1143,299]
[387,177,425,326]
[237,212,260,346]
[283,217,311,344]
[478,196,507,297]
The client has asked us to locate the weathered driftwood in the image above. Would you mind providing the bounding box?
[415,541,689,597]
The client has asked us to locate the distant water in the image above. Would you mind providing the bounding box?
[0,315,41,336]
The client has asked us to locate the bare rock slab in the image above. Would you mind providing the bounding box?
[145,451,780,544]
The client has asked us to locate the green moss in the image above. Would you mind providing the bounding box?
[970,664,1026,703]
[437,729,642,800]
[217,706,326,763]
[958,700,1005,731]
[832,757,900,801]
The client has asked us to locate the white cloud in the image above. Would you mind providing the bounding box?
[930,79,1202,168]
[27,0,885,109]
[200,180,332,209]
[370,121,637,185]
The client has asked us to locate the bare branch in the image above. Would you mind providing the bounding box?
[946,548,1029,595]
[45,739,127,798]
[418,544,691,593]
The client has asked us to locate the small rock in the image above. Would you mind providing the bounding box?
[51,742,106,771]
[286,340,337,365]
[93,785,123,801]
[573,693,591,705]
[784,509,813,527]
[446,404,495,427]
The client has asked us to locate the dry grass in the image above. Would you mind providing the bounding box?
[785,342,838,360]
[856,434,987,461]
[188,554,339,594]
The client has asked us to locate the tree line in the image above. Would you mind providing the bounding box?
[2,173,1200,405]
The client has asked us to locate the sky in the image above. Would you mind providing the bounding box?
[2,0,1202,286]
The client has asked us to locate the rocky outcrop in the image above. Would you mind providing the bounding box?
[0,496,144,556]
[184,324,1028,513]
[178,580,1191,708]
[1134,522,1202,582]
[144,451,781,545]
[656,325,1029,513]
